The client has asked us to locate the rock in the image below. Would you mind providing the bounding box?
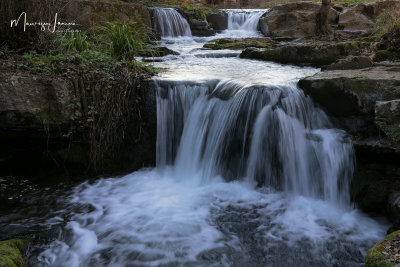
[0,73,73,136]
[207,12,228,31]
[388,192,400,230]
[139,46,179,57]
[338,5,375,33]
[338,1,400,33]
[376,99,400,143]
[178,9,215,37]
[240,41,369,66]
[259,2,339,39]
[203,38,276,50]
[0,239,26,267]
[366,230,400,267]
[298,65,400,137]
[322,55,373,70]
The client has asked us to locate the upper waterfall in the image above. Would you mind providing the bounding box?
[225,9,266,32]
[150,7,192,37]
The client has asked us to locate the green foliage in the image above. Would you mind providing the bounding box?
[100,20,151,60]
[374,11,400,39]
[19,51,66,75]
[59,32,89,52]
[0,239,26,267]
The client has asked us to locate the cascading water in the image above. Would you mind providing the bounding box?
[226,9,265,31]
[32,9,388,267]
[156,80,353,206]
[150,7,192,37]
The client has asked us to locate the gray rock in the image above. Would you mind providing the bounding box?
[376,99,400,143]
[207,12,228,31]
[322,55,373,70]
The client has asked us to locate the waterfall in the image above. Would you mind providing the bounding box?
[225,9,266,32]
[156,80,354,205]
[150,8,192,37]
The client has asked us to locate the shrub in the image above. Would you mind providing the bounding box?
[60,32,89,52]
[100,19,151,60]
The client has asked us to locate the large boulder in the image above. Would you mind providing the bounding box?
[298,65,400,136]
[259,2,339,39]
[240,41,369,66]
[376,99,400,143]
[338,1,400,33]
[207,12,228,31]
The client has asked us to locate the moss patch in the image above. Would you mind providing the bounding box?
[366,230,400,267]
[374,48,400,62]
[0,239,26,267]
[204,38,277,50]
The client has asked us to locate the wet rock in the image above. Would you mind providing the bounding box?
[366,230,400,267]
[0,239,26,267]
[322,55,373,70]
[376,99,400,143]
[203,38,276,50]
[338,1,400,33]
[259,2,338,39]
[240,41,369,66]
[207,12,228,31]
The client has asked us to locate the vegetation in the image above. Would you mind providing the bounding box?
[365,230,400,267]
[0,239,26,267]
[373,11,400,61]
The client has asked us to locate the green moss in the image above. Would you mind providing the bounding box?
[0,239,26,267]
[366,230,400,267]
[381,124,400,143]
[374,48,400,62]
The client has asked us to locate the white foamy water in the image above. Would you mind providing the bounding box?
[36,9,388,267]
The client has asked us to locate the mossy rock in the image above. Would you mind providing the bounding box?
[366,230,400,267]
[374,47,400,62]
[0,239,26,267]
[203,38,277,50]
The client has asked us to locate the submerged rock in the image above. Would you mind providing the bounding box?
[366,230,400,267]
[0,239,26,267]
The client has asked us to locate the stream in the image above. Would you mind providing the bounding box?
[1,8,389,267]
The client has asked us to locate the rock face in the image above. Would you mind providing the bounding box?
[240,41,368,66]
[322,55,373,70]
[338,1,400,33]
[376,99,400,143]
[0,73,73,136]
[259,2,338,39]
[0,70,157,177]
